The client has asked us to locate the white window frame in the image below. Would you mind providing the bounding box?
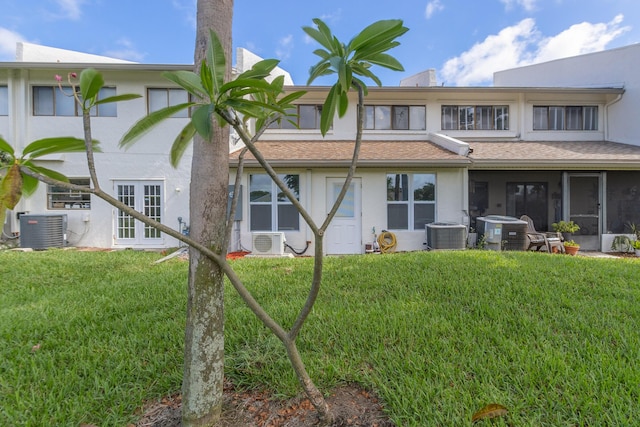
[0,85,8,116]
[441,105,509,130]
[249,174,300,231]
[364,105,426,130]
[148,88,190,118]
[47,178,91,210]
[533,105,598,131]
[386,173,436,231]
[33,86,116,117]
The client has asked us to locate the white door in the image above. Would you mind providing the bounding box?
[326,178,361,254]
[114,181,164,246]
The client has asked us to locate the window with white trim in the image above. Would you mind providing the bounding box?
[0,86,8,115]
[47,178,91,209]
[33,86,116,116]
[148,88,190,117]
[364,105,426,130]
[268,104,324,129]
[441,105,509,130]
[386,173,435,230]
[249,174,300,231]
[533,106,598,130]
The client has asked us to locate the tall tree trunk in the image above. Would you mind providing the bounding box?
[181,1,233,426]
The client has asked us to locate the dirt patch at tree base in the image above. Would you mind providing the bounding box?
[133,380,395,427]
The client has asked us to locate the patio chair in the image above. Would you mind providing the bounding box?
[520,215,564,253]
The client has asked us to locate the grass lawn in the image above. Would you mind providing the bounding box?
[1,249,639,426]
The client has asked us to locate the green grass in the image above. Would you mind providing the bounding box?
[1,249,639,426]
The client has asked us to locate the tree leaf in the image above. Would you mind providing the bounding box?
[1,164,23,209]
[0,136,15,158]
[120,103,195,148]
[79,68,104,104]
[191,104,212,140]
[362,52,405,72]
[320,84,339,136]
[472,403,508,423]
[207,29,227,94]
[94,93,141,105]
[20,172,40,197]
[21,137,100,159]
[170,122,196,168]
[22,162,70,183]
[349,20,408,52]
[163,70,207,98]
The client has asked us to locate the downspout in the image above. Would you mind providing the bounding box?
[604,92,623,141]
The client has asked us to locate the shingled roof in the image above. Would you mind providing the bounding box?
[467,141,640,169]
[229,140,471,168]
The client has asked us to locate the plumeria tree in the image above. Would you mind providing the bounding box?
[0,16,407,427]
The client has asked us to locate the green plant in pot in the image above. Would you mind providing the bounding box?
[552,220,580,241]
[564,239,580,255]
[633,239,640,256]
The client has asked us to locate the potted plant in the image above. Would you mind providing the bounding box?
[564,239,580,256]
[633,240,640,257]
[552,220,580,241]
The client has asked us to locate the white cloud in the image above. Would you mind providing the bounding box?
[276,34,294,61]
[440,14,630,86]
[425,0,444,19]
[103,38,146,62]
[55,0,84,20]
[0,27,25,60]
[500,0,538,12]
[534,14,629,63]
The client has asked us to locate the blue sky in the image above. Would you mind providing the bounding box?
[1,0,639,86]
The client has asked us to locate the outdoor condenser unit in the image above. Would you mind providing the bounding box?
[19,214,67,249]
[251,232,286,255]
[476,215,527,251]
[425,222,467,250]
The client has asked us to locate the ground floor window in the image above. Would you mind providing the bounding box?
[506,182,548,230]
[606,171,640,233]
[249,174,300,231]
[386,173,435,230]
[48,178,91,209]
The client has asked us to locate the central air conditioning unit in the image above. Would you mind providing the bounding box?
[426,222,467,250]
[19,214,67,249]
[476,215,528,251]
[252,232,286,255]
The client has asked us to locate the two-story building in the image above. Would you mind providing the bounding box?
[3,43,640,253]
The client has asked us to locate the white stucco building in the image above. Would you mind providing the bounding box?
[2,43,640,253]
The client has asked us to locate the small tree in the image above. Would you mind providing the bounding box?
[1,17,408,426]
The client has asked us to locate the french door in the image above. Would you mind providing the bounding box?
[114,181,164,246]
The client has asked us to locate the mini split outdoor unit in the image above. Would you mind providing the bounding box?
[426,222,467,250]
[476,215,528,251]
[251,232,286,255]
[19,214,67,250]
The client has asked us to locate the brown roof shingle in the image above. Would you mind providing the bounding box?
[230,140,470,167]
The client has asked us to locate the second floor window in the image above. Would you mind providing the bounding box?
[33,86,116,117]
[0,86,8,116]
[364,105,426,130]
[269,104,323,129]
[533,106,598,130]
[441,105,509,130]
[148,88,190,117]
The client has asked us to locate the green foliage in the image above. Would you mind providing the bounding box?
[303,18,408,135]
[611,235,634,252]
[3,250,639,426]
[552,220,580,233]
[0,135,100,227]
[563,239,580,247]
[120,30,306,167]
